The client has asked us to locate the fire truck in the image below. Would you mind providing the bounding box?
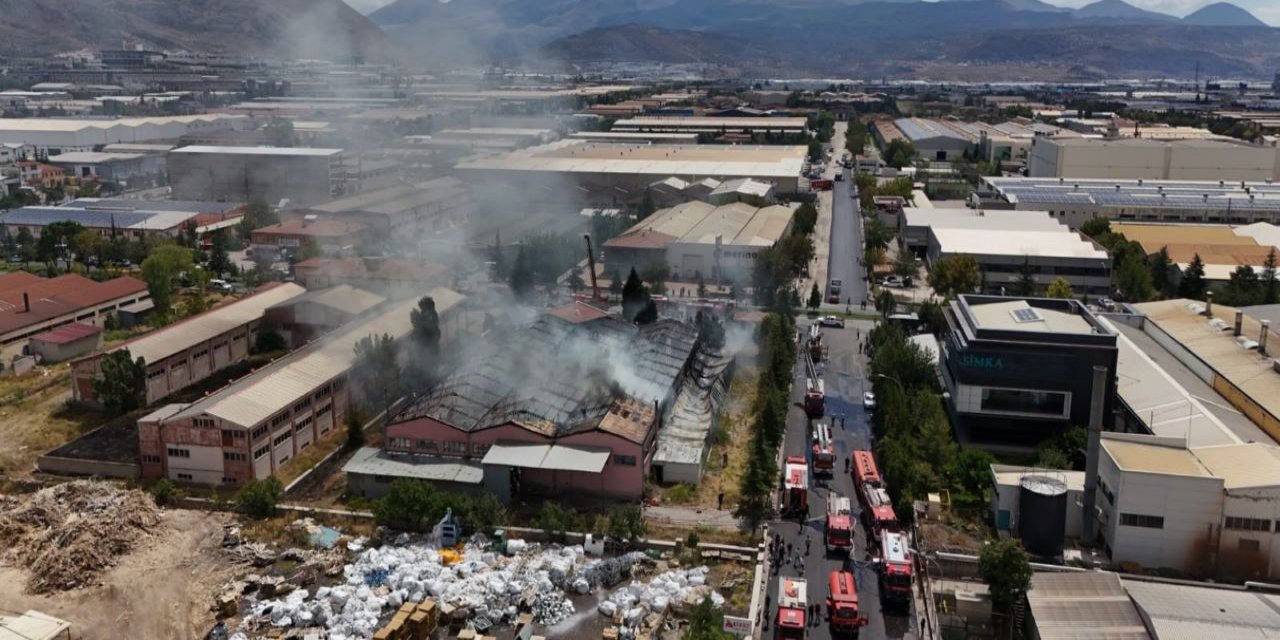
[780,455,809,518]
[775,576,807,639]
[827,570,869,637]
[851,450,883,494]
[824,493,854,555]
[863,485,899,541]
[811,422,835,476]
[803,352,825,417]
[879,530,914,606]
[807,324,826,362]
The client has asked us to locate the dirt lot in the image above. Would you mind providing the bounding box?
[0,365,106,477]
[0,508,242,639]
[654,366,758,511]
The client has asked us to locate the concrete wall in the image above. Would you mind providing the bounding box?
[1218,489,1280,579]
[1099,454,1224,573]
[1029,138,1280,182]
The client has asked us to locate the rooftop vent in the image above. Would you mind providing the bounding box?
[1237,336,1260,350]
[1209,318,1230,332]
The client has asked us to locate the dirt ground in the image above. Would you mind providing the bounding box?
[0,364,101,477]
[655,366,759,511]
[0,508,243,639]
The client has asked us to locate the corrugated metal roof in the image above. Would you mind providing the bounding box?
[172,289,463,428]
[1124,578,1280,638]
[1026,572,1150,640]
[31,322,101,345]
[111,283,305,365]
[481,442,610,473]
[342,446,483,484]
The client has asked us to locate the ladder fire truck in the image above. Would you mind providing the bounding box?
[879,530,914,607]
[825,493,854,555]
[811,421,836,476]
[775,576,807,639]
[780,455,809,518]
[827,570,870,637]
[807,323,827,362]
[803,352,825,417]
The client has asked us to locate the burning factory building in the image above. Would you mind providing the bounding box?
[346,300,726,501]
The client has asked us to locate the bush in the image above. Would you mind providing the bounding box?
[147,479,179,506]
[665,483,695,504]
[345,411,365,451]
[685,531,700,548]
[235,477,284,519]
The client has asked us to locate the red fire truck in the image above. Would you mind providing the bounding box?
[781,455,809,518]
[803,353,825,417]
[807,324,826,362]
[827,570,870,637]
[863,485,899,541]
[825,493,854,555]
[811,422,835,476]
[851,450,883,493]
[879,530,914,606]
[775,576,807,639]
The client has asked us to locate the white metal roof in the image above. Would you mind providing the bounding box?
[171,289,463,428]
[480,442,610,473]
[1192,443,1280,490]
[969,300,1095,334]
[1124,578,1280,638]
[1026,572,1150,640]
[0,610,72,640]
[931,227,1109,260]
[458,140,805,179]
[171,145,343,157]
[47,151,145,163]
[342,446,483,485]
[902,207,1064,232]
[114,283,305,365]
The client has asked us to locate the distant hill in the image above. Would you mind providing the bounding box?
[542,23,761,64]
[1182,2,1267,27]
[1073,0,1176,22]
[0,0,389,61]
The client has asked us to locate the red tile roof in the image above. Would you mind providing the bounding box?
[547,301,609,325]
[0,274,147,337]
[31,322,102,345]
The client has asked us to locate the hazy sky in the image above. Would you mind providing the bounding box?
[341,0,1278,26]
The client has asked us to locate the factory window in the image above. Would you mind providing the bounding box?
[167,447,190,458]
[1240,539,1262,553]
[979,388,1067,417]
[317,403,332,416]
[148,369,166,380]
[222,477,237,486]
[471,443,489,456]
[1099,479,1114,505]
[176,473,193,481]
[295,416,313,433]
[251,425,269,441]
[293,397,312,413]
[390,437,412,450]
[142,454,162,464]
[1119,513,1164,529]
[613,455,637,467]
[1225,516,1271,532]
[443,441,466,455]
[223,452,246,462]
[270,412,292,428]
[253,446,270,460]
[272,432,291,447]
[419,440,437,452]
[194,418,215,428]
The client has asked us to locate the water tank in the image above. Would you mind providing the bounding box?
[1019,475,1068,558]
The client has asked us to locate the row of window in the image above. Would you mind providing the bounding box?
[272,432,291,447]
[195,417,215,428]
[167,447,190,458]
[1120,513,1164,529]
[224,452,246,462]
[1225,516,1273,533]
[259,381,342,437]
[253,445,270,460]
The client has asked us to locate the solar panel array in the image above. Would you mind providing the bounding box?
[989,177,1280,214]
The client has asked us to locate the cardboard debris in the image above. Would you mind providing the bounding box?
[0,480,160,593]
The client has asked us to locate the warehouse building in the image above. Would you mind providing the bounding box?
[899,207,1065,252]
[167,146,346,206]
[986,176,1280,229]
[71,283,306,407]
[1026,137,1280,181]
[457,140,808,197]
[611,116,807,135]
[360,304,703,501]
[45,151,165,186]
[603,200,797,284]
[0,115,247,155]
[1108,222,1280,286]
[893,118,975,162]
[262,284,385,348]
[283,177,472,240]
[249,219,368,261]
[138,290,468,486]
[28,323,102,364]
[0,271,148,367]
[1,198,244,241]
[926,223,1111,295]
[940,295,1118,448]
[293,257,447,298]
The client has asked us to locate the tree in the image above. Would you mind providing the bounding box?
[238,198,277,240]
[695,311,726,351]
[1079,217,1112,238]
[1221,264,1261,307]
[352,333,400,414]
[293,238,322,262]
[36,220,84,266]
[208,229,232,277]
[373,479,443,531]
[407,296,442,388]
[1045,277,1073,299]
[607,504,646,546]
[140,244,194,317]
[1264,248,1279,305]
[181,219,198,248]
[863,218,894,251]
[685,596,734,640]
[91,349,146,415]
[535,501,578,543]
[508,245,534,300]
[978,538,1034,612]
[1178,253,1207,300]
[639,261,670,296]
[634,299,659,325]
[945,447,996,497]
[1149,245,1173,297]
[263,118,295,147]
[638,188,656,219]
[882,138,916,168]
[792,202,818,236]
[69,229,102,267]
[927,255,981,298]
[252,323,286,353]
[235,477,284,519]
[345,410,365,450]
[807,282,822,309]
[1115,253,1154,302]
[893,250,919,280]
[876,288,896,318]
[1013,257,1037,296]
[621,267,650,320]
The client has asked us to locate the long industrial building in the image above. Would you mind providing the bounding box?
[922,216,1112,294]
[457,140,807,196]
[1,198,244,241]
[71,283,306,406]
[284,176,472,239]
[610,116,807,134]
[603,200,797,283]
[167,146,346,206]
[0,272,148,367]
[984,176,1280,229]
[1026,136,1280,181]
[0,115,247,154]
[138,289,467,486]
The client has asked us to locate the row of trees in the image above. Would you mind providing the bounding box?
[854,174,913,212]
[350,295,444,416]
[735,309,796,528]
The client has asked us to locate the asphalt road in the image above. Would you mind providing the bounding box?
[763,319,917,639]
[825,168,869,312]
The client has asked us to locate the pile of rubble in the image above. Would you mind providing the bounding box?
[236,535,654,639]
[0,481,160,593]
[597,565,723,639]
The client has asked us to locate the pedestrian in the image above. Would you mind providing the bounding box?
[806,535,812,555]
[787,542,793,557]
[858,343,863,354]
[717,492,725,510]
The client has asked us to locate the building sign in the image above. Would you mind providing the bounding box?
[960,353,1004,370]
[723,616,753,636]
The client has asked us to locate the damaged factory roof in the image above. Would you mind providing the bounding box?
[392,304,699,443]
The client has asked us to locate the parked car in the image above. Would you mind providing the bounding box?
[1098,297,1116,311]
[880,275,904,288]
[819,315,845,328]
[208,279,233,293]
[863,391,877,411]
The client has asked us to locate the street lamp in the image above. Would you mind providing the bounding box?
[874,373,904,392]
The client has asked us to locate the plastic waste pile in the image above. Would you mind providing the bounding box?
[597,565,724,639]
[238,536,654,639]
